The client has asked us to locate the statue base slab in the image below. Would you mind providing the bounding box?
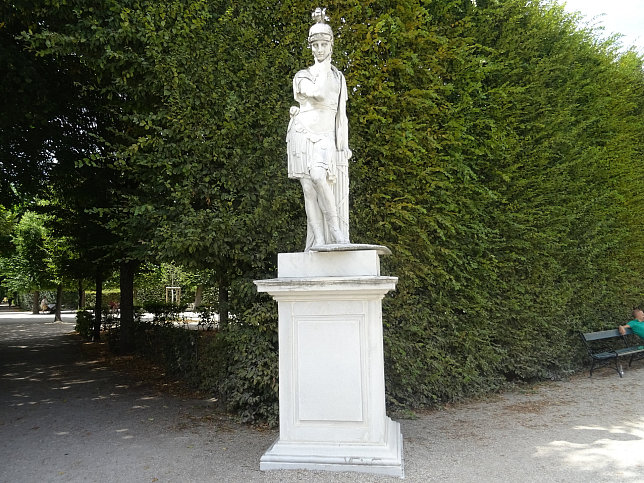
[260,417,403,477]
[255,249,403,478]
[309,243,392,256]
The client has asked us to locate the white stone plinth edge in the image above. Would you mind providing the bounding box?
[260,417,404,477]
[255,250,404,478]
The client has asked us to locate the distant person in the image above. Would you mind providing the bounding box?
[7,296,13,306]
[40,297,49,313]
[618,308,644,338]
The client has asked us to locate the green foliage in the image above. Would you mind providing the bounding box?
[84,288,120,309]
[75,310,94,340]
[3,211,53,293]
[0,205,15,256]
[119,301,278,425]
[132,321,200,377]
[195,305,218,330]
[7,0,644,421]
[134,262,210,306]
[462,0,644,381]
[141,301,188,325]
[0,2,98,205]
[199,303,279,425]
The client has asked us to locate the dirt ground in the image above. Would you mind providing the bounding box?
[1,306,643,482]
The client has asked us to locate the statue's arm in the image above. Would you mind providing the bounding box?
[335,71,351,156]
[295,70,324,101]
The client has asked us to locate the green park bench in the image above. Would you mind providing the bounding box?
[579,327,644,377]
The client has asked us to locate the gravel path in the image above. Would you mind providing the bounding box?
[1,305,643,482]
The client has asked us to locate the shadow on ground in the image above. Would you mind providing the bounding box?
[1,306,644,482]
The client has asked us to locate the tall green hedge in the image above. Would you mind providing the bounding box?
[338,0,643,405]
[23,0,644,418]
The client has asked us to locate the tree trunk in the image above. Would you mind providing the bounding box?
[218,282,229,326]
[194,284,204,308]
[32,291,40,314]
[119,260,136,353]
[54,283,63,322]
[93,272,103,342]
[78,279,85,310]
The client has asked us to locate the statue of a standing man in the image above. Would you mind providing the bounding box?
[287,7,351,251]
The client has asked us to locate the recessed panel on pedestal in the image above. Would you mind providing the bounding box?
[296,317,364,422]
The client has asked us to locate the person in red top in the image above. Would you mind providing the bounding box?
[618,308,644,339]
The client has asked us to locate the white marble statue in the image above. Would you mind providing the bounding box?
[287,7,351,251]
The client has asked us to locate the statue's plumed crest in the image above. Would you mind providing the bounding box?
[308,7,333,45]
[311,7,328,23]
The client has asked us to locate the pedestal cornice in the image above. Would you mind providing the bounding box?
[255,276,398,295]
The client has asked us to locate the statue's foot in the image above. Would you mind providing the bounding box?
[310,241,349,251]
[330,229,349,245]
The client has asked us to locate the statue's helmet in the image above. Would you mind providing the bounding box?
[308,7,333,45]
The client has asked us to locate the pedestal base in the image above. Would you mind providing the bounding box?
[260,417,404,477]
[255,250,403,478]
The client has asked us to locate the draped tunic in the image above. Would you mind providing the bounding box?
[286,65,351,242]
[286,65,350,180]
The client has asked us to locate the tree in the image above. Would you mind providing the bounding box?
[3,211,53,313]
[0,205,17,301]
[0,1,106,206]
[2,1,122,328]
[20,0,306,332]
[11,0,161,350]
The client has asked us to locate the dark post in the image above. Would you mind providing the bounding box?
[119,260,136,353]
[32,291,40,315]
[93,272,103,342]
[78,279,85,310]
[194,284,204,308]
[218,282,229,326]
[54,283,63,322]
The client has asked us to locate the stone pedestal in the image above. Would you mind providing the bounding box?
[254,250,403,477]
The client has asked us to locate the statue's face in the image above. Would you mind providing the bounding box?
[311,40,332,62]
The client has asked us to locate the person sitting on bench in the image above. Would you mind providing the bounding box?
[619,308,644,338]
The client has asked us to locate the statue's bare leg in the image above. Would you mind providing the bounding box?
[300,177,325,246]
[309,167,348,244]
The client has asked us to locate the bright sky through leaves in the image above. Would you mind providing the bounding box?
[559,0,644,53]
